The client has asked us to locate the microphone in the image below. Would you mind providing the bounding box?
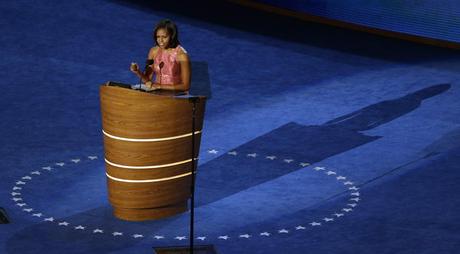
[138,59,154,90]
[159,62,164,86]
[145,59,154,70]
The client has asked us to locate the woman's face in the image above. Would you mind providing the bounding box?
[156,28,170,49]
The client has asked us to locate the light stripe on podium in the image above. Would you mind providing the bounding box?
[102,130,202,142]
[104,158,197,169]
[106,172,192,183]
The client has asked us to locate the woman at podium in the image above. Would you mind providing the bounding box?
[130,19,191,92]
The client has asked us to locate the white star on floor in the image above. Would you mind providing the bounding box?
[351,192,360,196]
[93,229,103,233]
[153,235,165,240]
[42,166,52,171]
[336,176,346,180]
[326,171,337,175]
[88,156,98,160]
[44,217,54,222]
[15,181,26,185]
[227,151,237,155]
[350,197,361,202]
[30,171,41,175]
[247,153,257,158]
[218,235,229,240]
[260,232,271,236]
[239,234,251,238]
[314,166,325,171]
[347,203,357,207]
[278,229,289,233]
[283,159,294,163]
[55,162,65,167]
[32,213,43,217]
[323,218,334,222]
[16,203,27,207]
[59,222,69,226]
[342,208,353,212]
[295,226,306,230]
[11,192,21,196]
[23,208,33,212]
[349,186,359,190]
[12,197,22,201]
[343,181,354,185]
[196,236,206,241]
[309,222,321,226]
[266,155,277,160]
[208,149,218,154]
[71,159,81,163]
[112,232,123,236]
[12,186,22,190]
[334,213,344,217]
[22,176,32,180]
[132,234,144,238]
[74,225,85,230]
[299,162,310,167]
[175,236,186,240]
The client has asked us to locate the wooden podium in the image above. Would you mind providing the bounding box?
[99,84,206,221]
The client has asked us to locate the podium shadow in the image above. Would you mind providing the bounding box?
[194,84,451,206]
[190,61,212,99]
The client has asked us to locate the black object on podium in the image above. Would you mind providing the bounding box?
[106,81,132,89]
[0,207,9,224]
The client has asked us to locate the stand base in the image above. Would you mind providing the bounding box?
[154,245,217,254]
[114,202,188,221]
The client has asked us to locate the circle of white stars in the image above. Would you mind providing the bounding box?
[11,149,361,242]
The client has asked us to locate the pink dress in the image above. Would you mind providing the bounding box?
[153,46,185,84]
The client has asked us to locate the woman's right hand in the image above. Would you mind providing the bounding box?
[130,62,140,73]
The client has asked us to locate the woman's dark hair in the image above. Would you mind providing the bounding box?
[153,19,180,48]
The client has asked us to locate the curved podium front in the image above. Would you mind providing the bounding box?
[99,85,206,221]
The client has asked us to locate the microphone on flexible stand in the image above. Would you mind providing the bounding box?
[159,61,164,87]
[139,59,154,90]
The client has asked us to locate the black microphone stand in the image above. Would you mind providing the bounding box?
[154,96,216,254]
[189,96,198,254]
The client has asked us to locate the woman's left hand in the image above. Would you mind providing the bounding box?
[144,82,161,91]
[151,83,162,90]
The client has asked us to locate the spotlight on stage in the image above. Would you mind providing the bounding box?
[0,207,10,224]
[154,245,217,254]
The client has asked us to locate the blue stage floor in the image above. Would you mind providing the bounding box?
[1,1,460,253]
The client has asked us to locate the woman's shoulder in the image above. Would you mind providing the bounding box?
[148,46,160,58]
[176,46,189,62]
[176,45,188,55]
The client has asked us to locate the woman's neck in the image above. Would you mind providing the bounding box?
[161,46,176,52]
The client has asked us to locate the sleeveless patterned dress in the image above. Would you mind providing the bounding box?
[153,45,186,84]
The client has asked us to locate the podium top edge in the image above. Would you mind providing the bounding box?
[100,83,207,100]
